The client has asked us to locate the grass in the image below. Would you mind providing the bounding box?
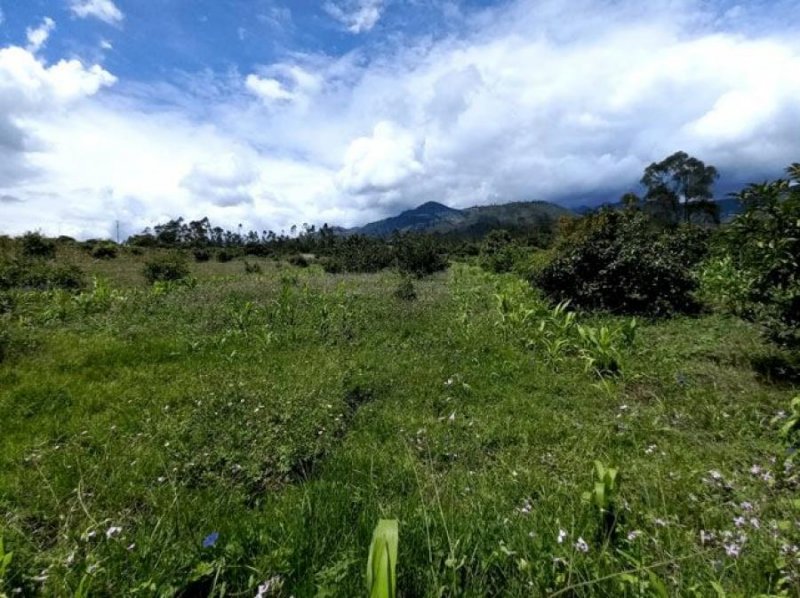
[1,253,799,596]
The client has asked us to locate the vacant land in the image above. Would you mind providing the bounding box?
[1,253,798,596]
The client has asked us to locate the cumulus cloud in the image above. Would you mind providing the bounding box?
[324,0,384,33]
[26,17,55,53]
[69,0,124,25]
[0,42,115,189]
[338,121,424,195]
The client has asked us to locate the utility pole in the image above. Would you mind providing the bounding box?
[116,220,120,244]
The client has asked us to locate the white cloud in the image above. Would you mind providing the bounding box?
[324,0,384,34]
[69,0,124,25]
[245,64,323,106]
[338,121,424,194]
[245,75,295,103]
[26,17,55,53]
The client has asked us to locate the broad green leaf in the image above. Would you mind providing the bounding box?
[366,519,398,598]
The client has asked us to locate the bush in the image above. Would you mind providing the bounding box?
[143,254,190,284]
[216,250,235,263]
[193,248,211,262]
[719,170,800,348]
[0,259,85,291]
[20,232,56,260]
[319,257,344,274]
[534,210,707,316]
[0,321,9,363]
[697,255,755,315]
[395,234,448,278]
[479,230,520,274]
[288,254,309,268]
[243,260,262,274]
[328,236,394,274]
[393,275,417,301]
[90,243,118,260]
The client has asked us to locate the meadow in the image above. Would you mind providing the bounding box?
[1,245,799,597]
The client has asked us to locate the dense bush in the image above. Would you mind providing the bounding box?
[395,234,448,277]
[243,260,263,274]
[288,254,310,268]
[534,210,708,316]
[143,254,190,284]
[716,169,800,348]
[192,248,211,262]
[479,230,521,274]
[216,249,235,263]
[20,232,56,260]
[0,320,8,363]
[0,259,85,291]
[393,275,417,301]
[326,235,394,274]
[90,243,118,260]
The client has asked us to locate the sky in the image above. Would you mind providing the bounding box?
[0,0,799,239]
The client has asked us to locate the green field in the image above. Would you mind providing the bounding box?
[1,253,799,596]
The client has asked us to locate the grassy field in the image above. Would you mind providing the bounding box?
[1,252,799,596]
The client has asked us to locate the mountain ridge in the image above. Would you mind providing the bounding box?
[348,199,575,237]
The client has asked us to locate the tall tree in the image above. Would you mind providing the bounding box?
[641,151,719,223]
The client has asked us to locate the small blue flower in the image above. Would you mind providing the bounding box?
[202,532,219,548]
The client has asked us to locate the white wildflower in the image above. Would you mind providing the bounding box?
[724,543,741,558]
[574,537,589,553]
[557,529,568,544]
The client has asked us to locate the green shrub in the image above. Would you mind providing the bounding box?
[143,254,190,284]
[697,255,755,315]
[0,321,9,363]
[534,210,707,316]
[479,230,520,274]
[288,254,309,268]
[0,259,85,291]
[719,169,800,348]
[393,275,417,301]
[328,236,394,274]
[319,256,344,274]
[90,243,118,260]
[192,248,211,262]
[395,234,448,278]
[216,249,235,263]
[243,260,262,274]
[20,232,56,260]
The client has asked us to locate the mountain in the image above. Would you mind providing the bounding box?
[356,201,464,236]
[350,200,575,237]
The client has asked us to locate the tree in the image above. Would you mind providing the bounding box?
[641,151,719,224]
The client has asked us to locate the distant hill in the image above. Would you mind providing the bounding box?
[350,200,575,237]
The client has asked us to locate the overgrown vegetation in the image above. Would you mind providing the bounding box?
[534,209,707,316]
[1,156,799,596]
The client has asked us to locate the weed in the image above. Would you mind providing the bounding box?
[367,520,398,598]
[582,461,620,542]
[393,275,417,301]
[244,260,263,274]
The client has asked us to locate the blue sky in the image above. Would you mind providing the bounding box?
[1,0,799,238]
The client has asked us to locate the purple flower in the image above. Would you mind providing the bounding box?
[203,532,219,548]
